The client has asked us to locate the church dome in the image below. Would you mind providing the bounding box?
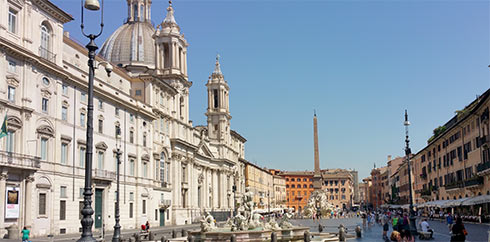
[99,21,155,68]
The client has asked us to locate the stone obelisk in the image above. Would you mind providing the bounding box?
[313,111,322,189]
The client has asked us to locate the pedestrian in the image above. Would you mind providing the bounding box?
[382,213,390,240]
[430,209,434,221]
[447,213,454,232]
[21,226,30,242]
[392,214,399,232]
[400,229,414,242]
[420,218,433,239]
[362,212,367,227]
[145,221,150,232]
[450,217,467,242]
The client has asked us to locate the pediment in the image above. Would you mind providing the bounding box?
[36,125,54,137]
[95,142,108,150]
[198,143,214,158]
[6,75,20,87]
[141,154,150,161]
[7,115,22,129]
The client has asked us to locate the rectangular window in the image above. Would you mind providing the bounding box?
[6,131,15,153]
[155,209,158,221]
[7,60,16,73]
[42,98,49,113]
[41,138,48,160]
[79,147,86,167]
[135,90,142,96]
[79,201,84,220]
[98,119,103,133]
[61,143,68,164]
[115,108,120,116]
[160,118,164,130]
[8,9,17,33]
[97,151,104,170]
[80,113,86,127]
[98,100,103,110]
[182,164,187,182]
[129,203,133,218]
[81,92,87,102]
[60,186,67,198]
[62,84,68,95]
[8,86,15,102]
[142,200,146,214]
[61,106,68,121]
[143,162,148,178]
[39,193,47,215]
[129,131,134,143]
[129,159,135,176]
[130,114,134,122]
[129,192,134,201]
[143,133,147,147]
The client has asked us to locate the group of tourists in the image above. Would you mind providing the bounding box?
[363,209,468,242]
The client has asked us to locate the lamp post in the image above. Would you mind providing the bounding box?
[79,1,109,241]
[267,191,270,213]
[112,127,122,242]
[404,110,417,236]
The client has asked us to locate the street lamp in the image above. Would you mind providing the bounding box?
[404,110,417,236]
[79,1,108,241]
[112,126,122,242]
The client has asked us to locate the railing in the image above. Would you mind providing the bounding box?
[160,181,170,188]
[477,162,490,173]
[464,176,484,187]
[93,169,116,181]
[420,189,431,196]
[39,46,56,63]
[445,181,464,190]
[420,173,427,179]
[0,151,41,169]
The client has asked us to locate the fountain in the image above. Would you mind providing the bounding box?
[189,187,310,241]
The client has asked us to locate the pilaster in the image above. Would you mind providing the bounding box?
[0,172,8,236]
[24,176,34,228]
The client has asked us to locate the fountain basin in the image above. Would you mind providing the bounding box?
[189,227,310,242]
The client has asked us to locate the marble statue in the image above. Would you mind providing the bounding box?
[263,217,281,231]
[279,209,294,229]
[200,211,217,232]
[303,190,333,218]
[248,212,264,230]
[231,211,248,231]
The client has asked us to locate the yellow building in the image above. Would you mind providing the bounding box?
[243,159,274,210]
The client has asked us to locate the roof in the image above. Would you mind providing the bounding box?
[277,171,314,176]
[242,159,272,175]
[415,88,490,156]
[231,130,247,142]
[33,0,73,24]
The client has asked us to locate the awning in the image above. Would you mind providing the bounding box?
[461,195,490,206]
[441,198,471,208]
[421,200,451,208]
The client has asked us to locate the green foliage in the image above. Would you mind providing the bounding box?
[427,125,446,144]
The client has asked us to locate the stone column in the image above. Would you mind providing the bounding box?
[0,172,7,235]
[24,176,34,228]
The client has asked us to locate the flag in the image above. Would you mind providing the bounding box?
[0,115,7,138]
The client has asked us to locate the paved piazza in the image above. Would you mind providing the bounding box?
[291,217,490,242]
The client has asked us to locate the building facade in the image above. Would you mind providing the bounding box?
[320,169,357,210]
[281,171,313,213]
[0,0,247,237]
[413,89,490,204]
[243,160,273,210]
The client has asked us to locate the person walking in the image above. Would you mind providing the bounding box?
[21,226,30,242]
[382,213,390,241]
[392,214,399,232]
[447,213,454,232]
[450,217,467,242]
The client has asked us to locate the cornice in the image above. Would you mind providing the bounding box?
[32,0,74,24]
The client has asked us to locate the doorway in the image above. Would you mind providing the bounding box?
[159,209,165,226]
[95,189,103,229]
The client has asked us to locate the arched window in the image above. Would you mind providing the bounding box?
[40,23,51,59]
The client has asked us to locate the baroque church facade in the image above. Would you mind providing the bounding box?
[0,0,246,237]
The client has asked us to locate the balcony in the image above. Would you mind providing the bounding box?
[39,47,56,63]
[93,169,116,182]
[444,181,464,191]
[420,189,431,196]
[420,173,427,180]
[477,162,490,175]
[159,199,171,209]
[464,176,484,188]
[0,151,41,170]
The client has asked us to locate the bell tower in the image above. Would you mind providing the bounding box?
[127,0,152,22]
[154,1,188,77]
[206,55,231,142]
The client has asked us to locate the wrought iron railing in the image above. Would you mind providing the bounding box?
[464,176,484,187]
[39,46,56,63]
[477,162,490,173]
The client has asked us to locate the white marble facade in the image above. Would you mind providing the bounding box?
[0,0,246,237]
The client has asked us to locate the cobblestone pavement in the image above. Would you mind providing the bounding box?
[291,217,490,242]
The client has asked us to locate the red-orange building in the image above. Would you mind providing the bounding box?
[278,171,314,213]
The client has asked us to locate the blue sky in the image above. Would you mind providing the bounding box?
[54,0,490,180]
